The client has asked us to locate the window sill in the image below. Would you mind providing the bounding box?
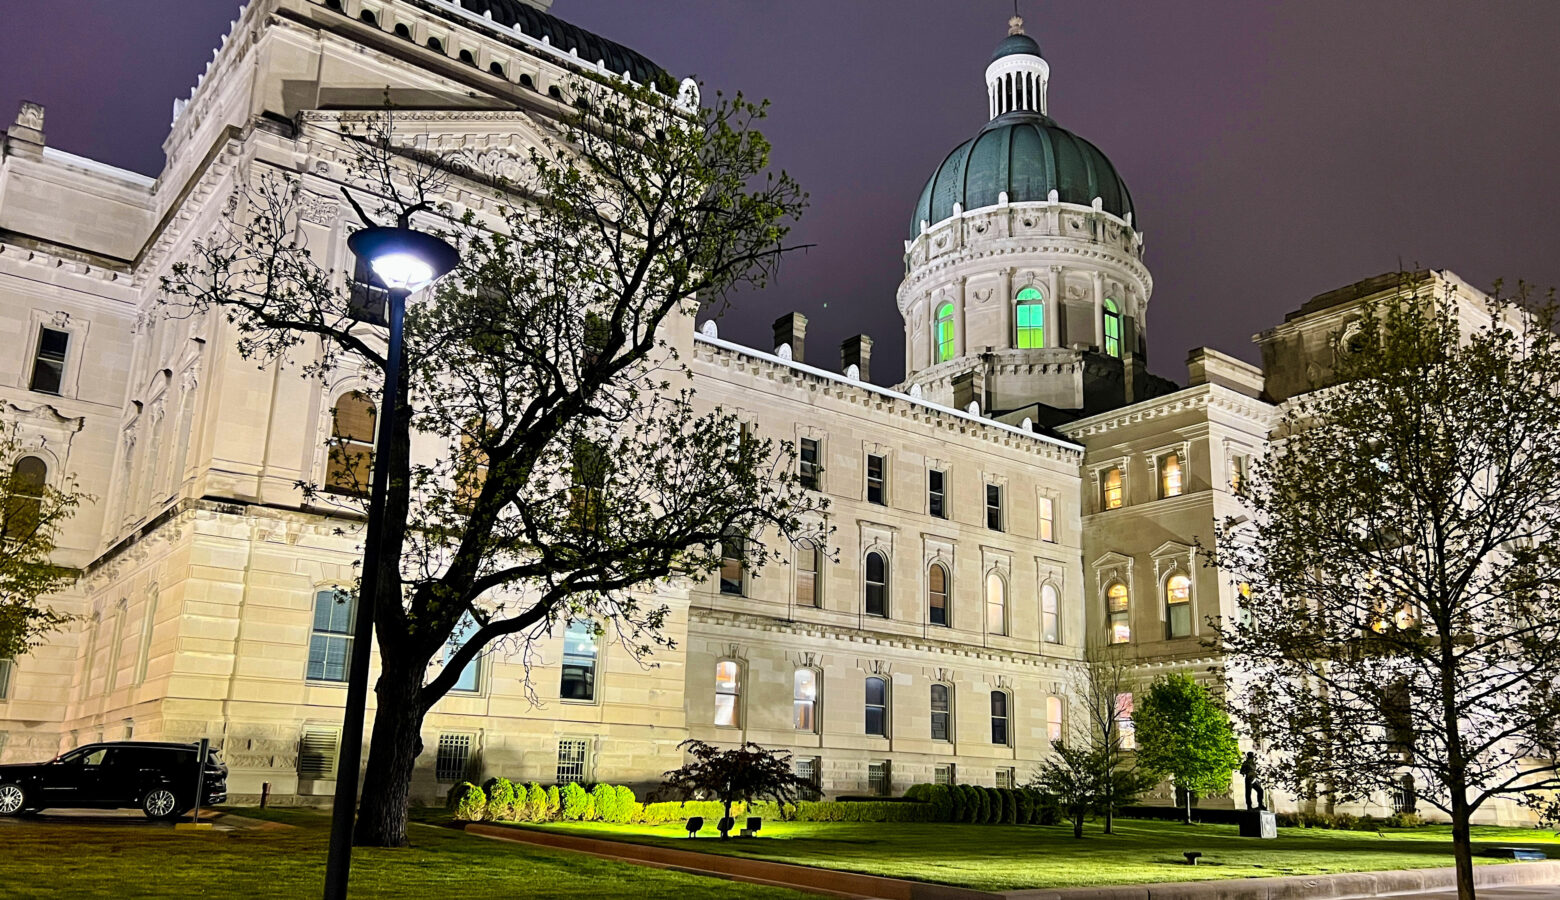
[305,680,349,687]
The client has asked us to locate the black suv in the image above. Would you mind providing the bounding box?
[0,741,227,820]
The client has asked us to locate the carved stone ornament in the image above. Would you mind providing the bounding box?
[16,102,44,130]
[298,193,337,226]
[909,384,923,399]
[699,320,718,339]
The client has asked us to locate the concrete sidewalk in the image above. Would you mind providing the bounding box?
[464,823,1560,900]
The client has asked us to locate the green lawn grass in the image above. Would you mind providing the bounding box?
[0,807,813,900]
[522,817,1560,892]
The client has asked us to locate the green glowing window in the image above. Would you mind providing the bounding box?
[936,302,956,362]
[1103,298,1122,358]
[1015,287,1044,349]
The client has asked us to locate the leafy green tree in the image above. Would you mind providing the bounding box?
[1032,742,1106,839]
[0,423,84,660]
[1131,673,1241,824]
[162,75,821,847]
[661,740,812,839]
[1214,280,1560,900]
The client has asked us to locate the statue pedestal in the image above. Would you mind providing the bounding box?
[1239,810,1277,839]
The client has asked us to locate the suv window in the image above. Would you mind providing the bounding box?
[59,747,111,767]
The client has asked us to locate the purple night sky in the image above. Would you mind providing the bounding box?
[4,1,1558,384]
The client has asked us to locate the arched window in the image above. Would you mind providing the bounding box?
[1160,453,1183,498]
[327,392,376,496]
[1102,298,1123,357]
[714,660,741,727]
[985,571,1007,636]
[307,589,355,682]
[1041,583,1061,644]
[864,551,888,617]
[930,683,951,741]
[865,676,888,736]
[1047,696,1064,744]
[560,619,598,702]
[928,563,949,627]
[990,690,1010,745]
[794,668,818,732]
[1107,581,1130,644]
[1165,573,1192,638]
[4,456,47,542]
[935,302,956,363]
[1101,466,1123,510]
[1015,287,1045,348]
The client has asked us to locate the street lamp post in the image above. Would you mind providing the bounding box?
[324,224,460,900]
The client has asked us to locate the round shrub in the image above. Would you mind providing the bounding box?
[448,782,486,822]
[926,784,955,822]
[958,785,982,823]
[485,778,519,821]
[948,784,966,822]
[1001,788,1018,825]
[984,787,1002,824]
[545,785,561,819]
[590,783,617,822]
[560,782,592,821]
[525,783,548,821]
[1016,788,1035,824]
[613,785,638,824]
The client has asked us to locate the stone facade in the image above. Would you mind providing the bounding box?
[0,0,1538,825]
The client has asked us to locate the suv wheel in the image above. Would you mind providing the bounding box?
[142,787,181,820]
[0,784,27,817]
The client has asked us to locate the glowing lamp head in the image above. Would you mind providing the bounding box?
[347,226,461,293]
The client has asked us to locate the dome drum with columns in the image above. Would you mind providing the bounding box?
[896,16,1174,425]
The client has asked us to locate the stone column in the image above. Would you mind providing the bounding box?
[1091,271,1106,349]
[999,268,1014,349]
[956,278,968,357]
[1047,266,1062,348]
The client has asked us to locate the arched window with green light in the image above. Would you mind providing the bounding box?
[1102,298,1123,358]
[935,302,956,362]
[1015,287,1044,349]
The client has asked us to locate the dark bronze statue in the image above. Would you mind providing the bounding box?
[1240,751,1267,811]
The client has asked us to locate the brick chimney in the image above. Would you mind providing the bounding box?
[773,312,807,363]
[841,334,873,382]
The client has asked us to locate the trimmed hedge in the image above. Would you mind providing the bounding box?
[484,778,518,822]
[750,800,940,823]
[448,782,486,822]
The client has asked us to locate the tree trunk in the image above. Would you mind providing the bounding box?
[1105,806,1114,835]
[719,799,733,839]
[1450,789,1476,900]
[1073,811,1084,839]
[1184,788,1193,826]
[353,664,427,848]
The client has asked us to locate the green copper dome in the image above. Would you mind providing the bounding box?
[992,33,1042,61]
[910,111,1135,238]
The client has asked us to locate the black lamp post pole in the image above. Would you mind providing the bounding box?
[322,284,407,900]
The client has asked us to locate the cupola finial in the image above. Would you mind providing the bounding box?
[1009,14,1025,36]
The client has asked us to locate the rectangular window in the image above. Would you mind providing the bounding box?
[307,590,354,683]
[866,454,886,505]
[796,545,819,607]
[928,469,946,519]
[443,615,481,693]
[556,739,588,784]
[1160,453,1184,498]
[1042,585,1061,644]
[719,531,744,595]
[298,727,340,779]
[1039,496,1055,543]
[560,619,598,702]
[0,659,12,700]
[794,669,818,732]
[795,756,822,799]
[28,327,69,395]
[1047,696,1064,745]
[1229,454,1248,493]
[1102,467,1124,510]
[934,764,955,786]
[930,683,951,742]
[995,767,1016,789]
[985,484,1003,532]
[1115,693,1135,750]
[714,660,741,727]
[864,676,888,737]
[435,733,473,783]
[867,760,891,797]
[799,438,821,491]
[990,691,1010,745]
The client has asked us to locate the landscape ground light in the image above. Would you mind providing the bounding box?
[324,224,459,900]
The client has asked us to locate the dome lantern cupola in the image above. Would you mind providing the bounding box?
[986,15,1048,118]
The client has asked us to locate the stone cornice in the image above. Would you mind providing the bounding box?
[692,333,1085,464]
[688,605,1086,674]
[1060,384,1276,439]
